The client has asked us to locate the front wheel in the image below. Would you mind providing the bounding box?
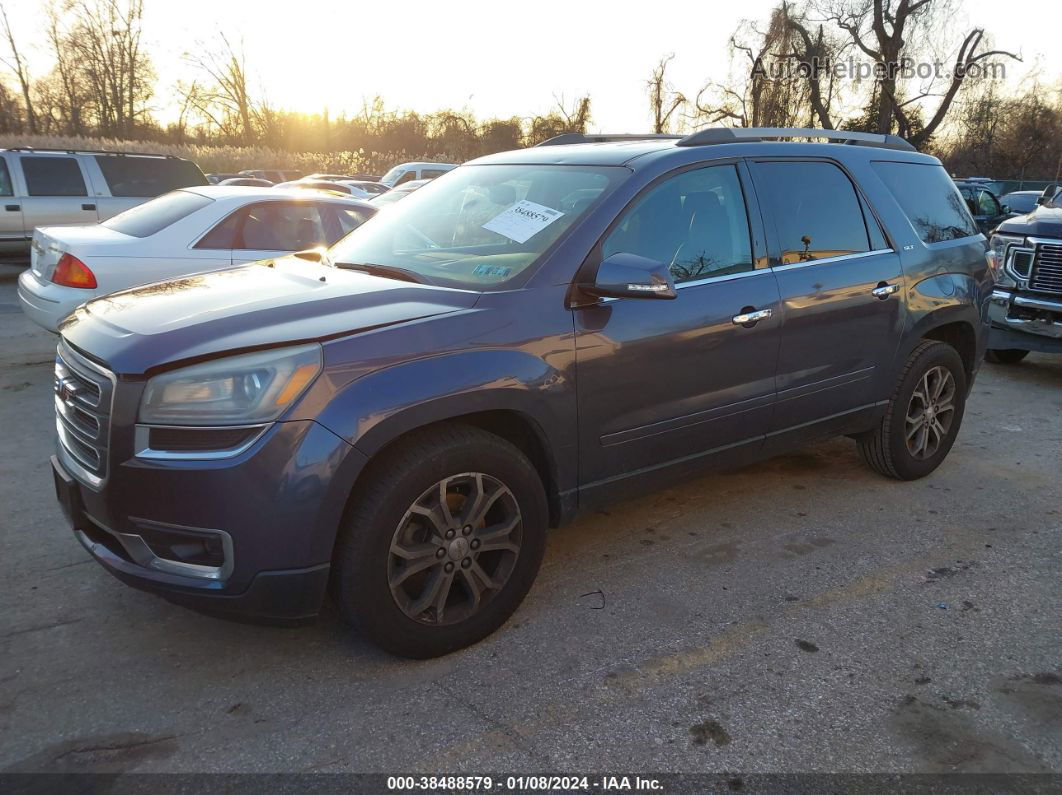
[331,424,548,658]
[985,348,1029,365]
[857,340,967,481]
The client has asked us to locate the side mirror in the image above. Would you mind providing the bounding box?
[1001,204,1010,214]
[1036,185,1058,206]
[580,252,677,300]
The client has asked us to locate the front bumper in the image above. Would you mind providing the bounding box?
[53,412,369,624]
[987,289,1062,353]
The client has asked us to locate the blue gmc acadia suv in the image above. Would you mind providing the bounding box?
[50,128,993,657]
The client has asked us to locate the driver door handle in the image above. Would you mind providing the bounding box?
[732,308,772,326]
[872,282,900,299]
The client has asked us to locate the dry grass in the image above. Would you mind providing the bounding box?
[0,134,457,175]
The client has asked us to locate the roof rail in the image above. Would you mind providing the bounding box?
[3,146,180,159]
[535,133,684,147]
[676,127,916,152]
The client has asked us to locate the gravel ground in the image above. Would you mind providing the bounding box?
[0,266,1059,776]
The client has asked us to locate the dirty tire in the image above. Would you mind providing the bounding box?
[985,348,1029,365]
[857,340,967,481]
[331,424,547,659]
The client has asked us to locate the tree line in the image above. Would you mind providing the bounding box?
[0,0,1059,180]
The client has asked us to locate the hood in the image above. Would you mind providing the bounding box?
[996,204,1062,238]
[60,256,480,375]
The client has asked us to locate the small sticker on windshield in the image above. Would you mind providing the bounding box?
[472,264,512,278]
[482,200,564,244]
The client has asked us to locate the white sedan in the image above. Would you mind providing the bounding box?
[17,185,376,331]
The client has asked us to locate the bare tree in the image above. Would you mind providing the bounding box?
[691,4,846,129]
[821,0,1020,147]
[554,93,592,131]
[0,3,36,132]
[647,55,686,133]
[63,0,153,137]
[185,34,257,143]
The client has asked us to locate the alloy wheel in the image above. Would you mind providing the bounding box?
[387,472,522,626]
[905,365,956,460]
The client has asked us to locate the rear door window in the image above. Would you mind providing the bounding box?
[21,156,87,196]
[237,202,328,250]
[101,190,214,237]
[750,160,870,264]
[872,162,978,243]
[195,208,243,249]
[0,158,12,196]
[94,156,207,197]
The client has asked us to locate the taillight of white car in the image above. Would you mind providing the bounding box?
[51,254,97,289]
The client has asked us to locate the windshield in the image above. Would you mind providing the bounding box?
[329,164,622,289]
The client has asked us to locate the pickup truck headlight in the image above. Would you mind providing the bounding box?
[988,233,1027,286]
[139,344,322,426]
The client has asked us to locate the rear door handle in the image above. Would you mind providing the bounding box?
[732,307,772,326]
[82,203,96,211]
[872,282,900,299]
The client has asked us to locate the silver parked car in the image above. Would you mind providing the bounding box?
[0,147,208,257]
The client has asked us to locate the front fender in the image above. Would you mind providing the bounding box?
[312,349,577,488]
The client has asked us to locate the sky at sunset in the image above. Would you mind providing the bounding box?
[4,0,1059,131]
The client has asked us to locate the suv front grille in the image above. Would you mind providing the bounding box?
[1030,243,1062,294]
[55,343,114,486]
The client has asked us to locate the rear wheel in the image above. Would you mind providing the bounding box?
[857,340,967,480]
[331,424,547,658]
[985,348,1029,365]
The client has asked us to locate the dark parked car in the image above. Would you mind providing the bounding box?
[1000,190,1045,217]
[985,184,1062,363]
[51,128,991,657]
[954,179,1008,234]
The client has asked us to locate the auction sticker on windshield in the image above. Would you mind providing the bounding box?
[482,200,564,244]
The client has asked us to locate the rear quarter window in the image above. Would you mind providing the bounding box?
[872,162,979,244]
[101,190,213,238]
[95,156,208,198]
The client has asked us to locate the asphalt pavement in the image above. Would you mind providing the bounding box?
[1,267,1059,775]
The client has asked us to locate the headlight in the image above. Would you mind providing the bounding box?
[988,233,1028,285]
[140,344,322,426]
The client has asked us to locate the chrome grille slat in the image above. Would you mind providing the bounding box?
[54,343,114,485]
[1031,243,1062,295]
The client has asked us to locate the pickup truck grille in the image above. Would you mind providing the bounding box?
[1030,243,1062,295]
[55,342,114,486]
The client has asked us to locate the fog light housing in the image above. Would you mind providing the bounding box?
[131,519,228,569]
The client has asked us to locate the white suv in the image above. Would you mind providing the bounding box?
[379,162,457,187]
[0,148,207,257]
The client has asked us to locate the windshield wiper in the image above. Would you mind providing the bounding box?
[335,262,431,285]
